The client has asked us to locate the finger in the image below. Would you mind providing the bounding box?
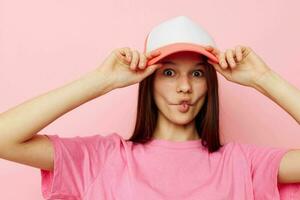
[145,50,161,59]
[235,45,243,62]
[241,46,250,54]
[207,59,230,78]
[204,45,223,65]
[143,63,163,76]
[118,47,132,62]
[225,49,236,68]
[138,53,147,69]
[219,52,227,69]
[115,49,127,61]
[207,60,221,74]
[204,45,221,57]
[204,45,214,51]
[130,50,140,71]
[124,48,132,62]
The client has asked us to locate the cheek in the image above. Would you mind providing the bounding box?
[153,82,174,112]
[153,85,171,106]
[191,78,207,94]
[153,77,173,96]
[198,81,207,94]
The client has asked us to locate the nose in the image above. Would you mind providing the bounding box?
[176,76,192,93]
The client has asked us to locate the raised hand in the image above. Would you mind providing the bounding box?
[97,47,163,89]
[205,45,272,88]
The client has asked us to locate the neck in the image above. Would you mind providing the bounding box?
[152,114,200,142]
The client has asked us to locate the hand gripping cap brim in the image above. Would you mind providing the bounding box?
[144,16,219,66]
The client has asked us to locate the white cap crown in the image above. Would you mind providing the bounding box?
[146,16,217,53]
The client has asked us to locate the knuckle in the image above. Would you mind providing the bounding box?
[140,57,145,66]
[132,51,139,57]
[140,52,146,58]
[139,54,145,61]
[226,50,234,57]
[131,50,137,56]
[120,47,130,52]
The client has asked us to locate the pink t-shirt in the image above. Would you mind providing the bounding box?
[40,132,300,199]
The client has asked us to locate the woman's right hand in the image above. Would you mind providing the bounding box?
[96,47,163,89]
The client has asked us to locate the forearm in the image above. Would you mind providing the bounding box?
[253,70,300,124]
[0,69,113,145]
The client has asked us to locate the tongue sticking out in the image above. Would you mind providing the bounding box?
[177,102,190,113]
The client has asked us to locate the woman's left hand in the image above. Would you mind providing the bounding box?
[205,45,272,88]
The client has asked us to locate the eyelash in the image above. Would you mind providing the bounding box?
[163,69,204,77]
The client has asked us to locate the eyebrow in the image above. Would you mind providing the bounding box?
[160,60,206,66]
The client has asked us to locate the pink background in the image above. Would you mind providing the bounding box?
[1,0,300,199]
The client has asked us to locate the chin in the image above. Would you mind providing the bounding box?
[169,116,195,125]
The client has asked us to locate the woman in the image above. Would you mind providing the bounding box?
[0,16,300,199]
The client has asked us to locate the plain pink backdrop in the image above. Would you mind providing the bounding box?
[1,0,300,199]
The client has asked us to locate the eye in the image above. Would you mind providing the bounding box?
[193,70,204,77]
[163,69,175,76]
[162,69,204,77]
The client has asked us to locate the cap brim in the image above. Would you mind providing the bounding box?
[146,43,219,66]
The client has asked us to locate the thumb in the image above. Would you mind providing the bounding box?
[143,63,163,76]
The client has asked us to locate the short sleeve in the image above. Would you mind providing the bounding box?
[238,142,300,200]
[40,132,119,199]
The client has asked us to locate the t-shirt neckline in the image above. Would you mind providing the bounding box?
[146,138,203,149]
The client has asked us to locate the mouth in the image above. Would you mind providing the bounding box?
[182,103,193,106]
[172,102,193,106]
[176,102,191,112]
[170,103,193,106]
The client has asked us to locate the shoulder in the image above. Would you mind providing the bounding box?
[47,132,130,151]
[222,141,264,154]
[90,132,134,151]
[218,141,255,162]
[83,132,129,149]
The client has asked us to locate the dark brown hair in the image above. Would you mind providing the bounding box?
[126,55,223,153]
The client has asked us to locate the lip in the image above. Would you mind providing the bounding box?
[170,100,194,106]
[179,100,193,106]
[178,103,193,106]
[177,103,191,113]
[171,103,193,106]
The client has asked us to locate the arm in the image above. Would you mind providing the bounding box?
[0,47,161,171]
[252,70,300,184]
[0,69,114,148]
[205,45,300,184]
[206,45,300,124]
[253,70,300,125]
